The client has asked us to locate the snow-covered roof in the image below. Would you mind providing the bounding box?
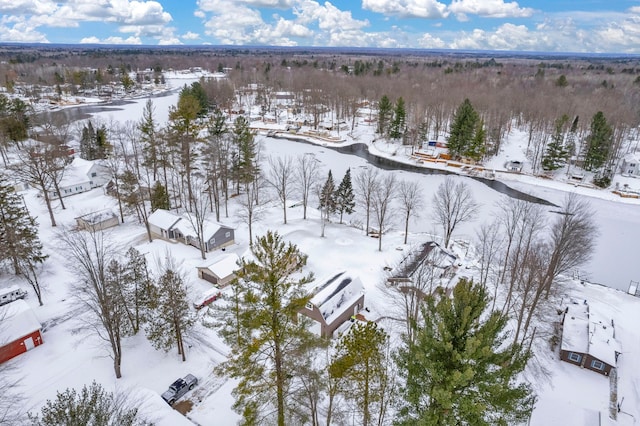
[147,209,181,230]
[173,214,231,240]
[198,253,240,278]
[76,209,117,224]
[0,299,41,346]
[0,285,22,296]
[310,272,364,326]
[560,302,590,354]
[59,157,100,186]
[623,152,640,163]
[561,300,621,367]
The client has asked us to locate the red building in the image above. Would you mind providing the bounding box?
[0,299,44,364]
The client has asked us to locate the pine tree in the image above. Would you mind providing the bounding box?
[377,95,393,136]
[145,265,193,362]
[319,170,337,237]
[150,181,170,212]
[465,118,486,162]
[542,115,569,171]
[0,175,47,305]
[330,322,393,426]
[28,381,146,426]
[232,116,258,193]
[447,98,479,160]
[139,99,159,180]
[334,168,355,224]
[213,231,315,426]
[121,247,152,334]
[583,111,613,171]
[395,278,534,425]
[389,97,406,140]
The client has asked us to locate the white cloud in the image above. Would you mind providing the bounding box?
[182,31,200,40]
[79,35,142,44]
[362,0,448,19]
[0,0,174,43]
[417,33,446,49]
[449,0,533,19]
[0,16,49,42]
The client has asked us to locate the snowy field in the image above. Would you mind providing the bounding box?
[3,77,640,425]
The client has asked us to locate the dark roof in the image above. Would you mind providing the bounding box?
[391,242,437,279]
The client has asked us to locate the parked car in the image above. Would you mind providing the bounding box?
[194,287,222,310]
[161,374,198,405]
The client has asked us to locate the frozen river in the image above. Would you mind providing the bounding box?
[80,85,635,293]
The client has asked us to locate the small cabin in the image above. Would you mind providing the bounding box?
[559,300,621,376]
[75,209,119,232]
[299,271,365,338]
[0,299,43,364]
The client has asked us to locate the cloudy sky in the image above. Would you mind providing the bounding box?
[1,0,640,53]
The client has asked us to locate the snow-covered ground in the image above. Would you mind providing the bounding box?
[2,80,640,425]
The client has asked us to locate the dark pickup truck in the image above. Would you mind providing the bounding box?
[161,374,198,405]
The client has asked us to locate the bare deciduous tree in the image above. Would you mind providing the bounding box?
[60,229,128,378]
[294,154,321,220]
[354,167,379,236]
[371,174,397,251]
[267,155,294,224]
[431,177,479,248]
[397,179,425,245]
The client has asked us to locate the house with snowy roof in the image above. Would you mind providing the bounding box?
[0,299,44,364]
[559,300,621,376]
[147,209,235,252]
[387,241,457,294]
[196,253,240,287]
[621,152,640,177]
[75,209,119,231]
[48,157,110,198]
[300,271,365,338]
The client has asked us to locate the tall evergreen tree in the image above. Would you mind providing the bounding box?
[150,181,170,212]
[330,322,393,426]
[583,111,613,171]
[232,116,258,193]
[334,168,355,224]
[139,99,160,180]
[377,95,393,136]
[447,99,479,160]
[389,97,406,140]
[319,170,337,237]
[465,119,486,162]
[0,175,47,305]
[542,115,569,171]
[395,278,534,425]
[28,381,147,426]
[145,262,194,362]
[214,231,315,426]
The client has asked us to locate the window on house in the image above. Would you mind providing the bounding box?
[568,352,582,363]
[591,360,605,370]
[629,163,636,168]
[225,231,230,238]
[305,302,313,310]
[53,192,58,196]
[91,172,97,177]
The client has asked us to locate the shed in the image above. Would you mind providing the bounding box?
[299,271,365,338]
[196,253,240,287]
[559,300,621,376]
[75,209,119,231]
[0,299,44,364]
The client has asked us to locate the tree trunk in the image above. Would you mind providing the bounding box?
[53,181,66,210]
[404,211,410,244]
[275,339,285,426]
[42,190,56,227]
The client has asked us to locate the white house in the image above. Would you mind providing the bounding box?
[49,158,110,198]
[621,153,640,177]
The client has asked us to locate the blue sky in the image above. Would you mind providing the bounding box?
[1,0,639,53]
